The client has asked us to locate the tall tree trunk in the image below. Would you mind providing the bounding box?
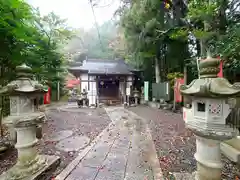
[155,57,161,83]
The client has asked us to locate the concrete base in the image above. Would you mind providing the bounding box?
[140,99,147,105]
[148,101,159,108]
[0,155,60,180]
[89,105,96,109]
[221,138,240,163]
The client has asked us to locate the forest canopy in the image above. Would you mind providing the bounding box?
[115,0,240,82]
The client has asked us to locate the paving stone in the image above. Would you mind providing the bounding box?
[81,144,110,168]
[46,130,73,142]
[126,155,153,176]
[124,173,153,180]
[173,172,195,180]
[103,153,128,171]
[93,141,114,154]
[95,168,124,180]
[110,146,129,157]
[56,135,90,152]
[65,165,97,180]
[111,139,130,151]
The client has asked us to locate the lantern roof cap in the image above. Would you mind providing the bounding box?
[180,56,240,98]
[0,64,48,95]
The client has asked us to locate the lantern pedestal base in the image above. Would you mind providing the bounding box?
[140,98,146,105]
[194,163,221,180]
[194,136,222,180]
[89,104,96,109]
[148,101,159,108]
[134,97,138,106]
[0,155,60,180]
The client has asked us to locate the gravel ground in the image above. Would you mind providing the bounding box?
[0,104,111,177]
[129,105,240,180]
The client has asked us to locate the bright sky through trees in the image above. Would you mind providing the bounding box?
[27,0,121,29]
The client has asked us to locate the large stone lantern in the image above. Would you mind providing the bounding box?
[0,64,60,180]
[180,56,240,180]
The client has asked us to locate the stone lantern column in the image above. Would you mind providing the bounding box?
[180,56,240,180]
[0,64,60,180]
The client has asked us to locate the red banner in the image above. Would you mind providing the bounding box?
[44,87,51,104]
[174,78,184,103]
[217,56,223,77]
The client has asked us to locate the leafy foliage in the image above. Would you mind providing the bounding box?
[118,0,240,85]
[118,0,190,83]
[0,0,73,114]
[167,72,184,88]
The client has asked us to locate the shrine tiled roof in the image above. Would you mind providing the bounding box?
[68,59,138,75]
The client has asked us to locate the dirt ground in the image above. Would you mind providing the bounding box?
[129,105,240,180]
[0,104,111,177]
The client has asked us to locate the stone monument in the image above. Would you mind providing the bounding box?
[0,64,60,180]
[80,89,88,107]
[140,86,145,104]
[180,56,240,180]
[132,88,140,106]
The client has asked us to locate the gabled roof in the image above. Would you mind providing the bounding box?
[68,59,138,75]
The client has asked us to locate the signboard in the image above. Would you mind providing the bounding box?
[144,81,149,101]
[126,87,131,96]
[174,78,184,103]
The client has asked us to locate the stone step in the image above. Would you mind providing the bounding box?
[221,138,240,163]
[99,99,121,106]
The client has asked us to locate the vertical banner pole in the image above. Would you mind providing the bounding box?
[173,78,176,111]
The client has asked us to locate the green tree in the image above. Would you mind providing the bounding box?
[0,0,73,114]
[119,0,190,83]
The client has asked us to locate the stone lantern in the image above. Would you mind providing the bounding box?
[80,89,88,107]
[132,88,140,106]
[180,56,240,180]
[0,64,60,180]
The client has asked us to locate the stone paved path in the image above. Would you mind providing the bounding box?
[56,106,163,180]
